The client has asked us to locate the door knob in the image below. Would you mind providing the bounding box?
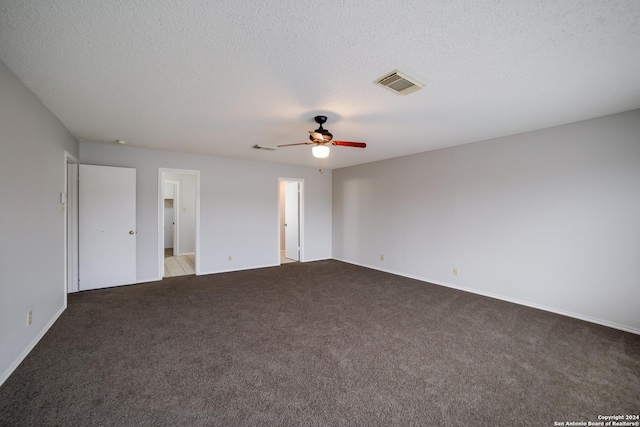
[129,230,135,235]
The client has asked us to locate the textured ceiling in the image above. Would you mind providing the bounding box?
[1,0,640,169]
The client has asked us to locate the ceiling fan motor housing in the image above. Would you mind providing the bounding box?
[310,116,333,142]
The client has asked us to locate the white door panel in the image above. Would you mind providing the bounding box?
[164,199,174,249]
[66,162,79,293]
[285,182,299,261]
[79,165,136,290]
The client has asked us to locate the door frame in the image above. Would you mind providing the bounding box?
[278,177,304,263]
[158,168,201,279]
[64,151,79,294]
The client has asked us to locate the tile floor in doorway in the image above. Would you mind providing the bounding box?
[164,249,195,277]
[280,250,297,264]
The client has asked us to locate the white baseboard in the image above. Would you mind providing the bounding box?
[137,276,162,284]
[0,303,67,387]
[198,262,280,276]
[333,257,640,336]
[301,257,331,263]
[197,257,333,276]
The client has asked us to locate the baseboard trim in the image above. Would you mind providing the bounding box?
[198,262,280,276]
[301,257,331,263]
[197,258,333,275]
[0,303,67,387]
[137,276,162,284]
[334,257,640,336]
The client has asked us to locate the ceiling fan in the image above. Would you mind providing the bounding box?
[277,116,366,158]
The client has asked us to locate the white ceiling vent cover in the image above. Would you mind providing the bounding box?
[375,70,424,95]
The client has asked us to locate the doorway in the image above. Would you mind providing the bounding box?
[158,168,200,278]
[68,161,138,292]
[279,178,304,264]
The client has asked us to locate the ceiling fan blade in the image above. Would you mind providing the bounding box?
[333,141,367,148]
[277,142,312,147]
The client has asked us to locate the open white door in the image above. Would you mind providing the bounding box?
[66,154,79,293]
[79,165,136,290]
[163,199,175,250]
[284,181,299,261]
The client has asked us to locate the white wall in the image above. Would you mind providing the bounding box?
[80,141,332,282]
[0,60,78,385]
[333,109,640,334]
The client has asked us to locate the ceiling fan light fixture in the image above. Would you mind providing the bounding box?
[312,144,330,159]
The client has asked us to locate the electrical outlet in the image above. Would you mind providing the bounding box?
[380,254,384,261]
[228,255,232,261]
[27,310,32,326]
[453,268,458,276]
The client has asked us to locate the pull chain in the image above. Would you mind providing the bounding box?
[318,158,323,174]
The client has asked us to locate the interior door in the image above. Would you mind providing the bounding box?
[66,161,79,293]
[79,165,136,290]
[285,181,299,261]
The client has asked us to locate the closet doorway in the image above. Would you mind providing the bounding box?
[158,168,200,278]
[279,178,304,264]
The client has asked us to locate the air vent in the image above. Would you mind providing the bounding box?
[375,70,424,95]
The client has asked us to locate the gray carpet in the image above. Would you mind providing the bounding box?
[1,260,638,426]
